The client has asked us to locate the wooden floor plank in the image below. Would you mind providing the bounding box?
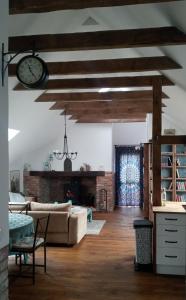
[9,208,185,300]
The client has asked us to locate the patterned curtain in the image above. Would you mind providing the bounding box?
[115,146,143,206]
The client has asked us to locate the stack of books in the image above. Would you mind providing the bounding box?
[176,182,186,191]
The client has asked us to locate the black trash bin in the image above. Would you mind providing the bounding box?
[133,219,153,271]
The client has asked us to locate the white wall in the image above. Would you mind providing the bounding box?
[10,123,113,192]
[0,1,8,248]
[147,113,186,141]
[112,122,148,171]
[112,122,148,146]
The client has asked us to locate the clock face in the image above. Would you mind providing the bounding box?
[16,55,48,88]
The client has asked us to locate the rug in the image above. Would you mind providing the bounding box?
[87,220,106,235]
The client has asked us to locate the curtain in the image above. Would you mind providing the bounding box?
[115,146,143,207]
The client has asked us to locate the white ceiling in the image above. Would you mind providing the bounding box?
[8,1,186,164]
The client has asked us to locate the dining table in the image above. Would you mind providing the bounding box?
[9,213,34,248]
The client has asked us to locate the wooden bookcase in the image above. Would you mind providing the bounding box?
[161,144,186,202]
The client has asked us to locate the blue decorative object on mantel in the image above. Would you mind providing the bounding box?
[43,153,54,171]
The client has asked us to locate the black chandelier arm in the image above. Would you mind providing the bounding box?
[53,151,65,160]
[1,42,37,86]
[69,152,78,160]
[53,151,77,161]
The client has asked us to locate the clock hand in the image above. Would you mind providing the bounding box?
[26,62,37,80]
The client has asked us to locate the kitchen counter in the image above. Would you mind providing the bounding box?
[154,201,186,276]
[153,201,186,214]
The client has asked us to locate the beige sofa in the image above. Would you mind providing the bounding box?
[11,201,88,245]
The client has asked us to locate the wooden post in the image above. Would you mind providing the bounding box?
[143,143,150,218]
[152,77,162,206]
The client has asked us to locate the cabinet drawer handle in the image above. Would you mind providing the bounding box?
[165,255,177,259]
[165,218,178,221]
[165,240,178,244]
[165,229,178,232]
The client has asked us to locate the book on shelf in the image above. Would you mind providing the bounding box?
[176,159,180,166]
[176,169,180,178]
[161,156,172,167]
[168,156,172,166]
[176,181,186,191]
[168,182,173,190]
[175,194,185,202]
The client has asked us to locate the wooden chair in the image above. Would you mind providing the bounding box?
[9,204,29,266]
[11,214,50,284]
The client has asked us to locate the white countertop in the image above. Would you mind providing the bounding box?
[153,201,186,213]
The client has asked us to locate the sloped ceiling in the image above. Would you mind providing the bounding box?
[9,1,186,164]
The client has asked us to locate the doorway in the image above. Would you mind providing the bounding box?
[115,145,143,207]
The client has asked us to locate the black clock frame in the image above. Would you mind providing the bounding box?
[1,42,49,88]
[16,55,49,89]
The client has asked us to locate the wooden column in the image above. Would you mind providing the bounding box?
[152,77,162,206]
[143,143,150,218]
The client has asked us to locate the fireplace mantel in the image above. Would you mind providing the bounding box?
[26,171,105,178]
[24,171,114,211]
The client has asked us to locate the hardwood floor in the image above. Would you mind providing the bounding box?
[9,207,186,300]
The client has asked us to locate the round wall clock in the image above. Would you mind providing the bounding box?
[16,55,49,89]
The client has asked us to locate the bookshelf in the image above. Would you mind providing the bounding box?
[161,144,186,202]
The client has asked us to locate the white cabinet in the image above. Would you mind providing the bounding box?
[156,213,186,275]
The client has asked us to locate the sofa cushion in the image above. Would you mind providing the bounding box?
[30,201,71,212]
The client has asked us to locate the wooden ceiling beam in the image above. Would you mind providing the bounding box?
[10,0,182,15]
[59,106,154,114]
[14,75,173,91]
[35,91,169,102]
[9,56,181,77]
[74,112,147,123]
[63,109,154,115]
[69,112,147,119]
[50,101,154,110]
[76,118,146,123]
[50,99,165,110]
[62,104,165,114]
[9,27,186,53]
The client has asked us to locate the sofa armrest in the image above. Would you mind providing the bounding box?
[68,208,87,244]
[25,196,36,202]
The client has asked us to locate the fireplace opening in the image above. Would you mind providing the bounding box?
[64,181,80,205]
[64,180,95,207]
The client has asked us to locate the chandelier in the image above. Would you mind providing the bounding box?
[53,110,77,161]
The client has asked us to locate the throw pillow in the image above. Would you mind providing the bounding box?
[9,192,26,203]
[30,201,71,212]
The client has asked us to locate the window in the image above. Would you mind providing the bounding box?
[8,128,20,141]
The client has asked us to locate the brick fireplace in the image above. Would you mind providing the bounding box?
[24,171,114,211]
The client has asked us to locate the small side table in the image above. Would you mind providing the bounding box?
[87,207,93,222]
[71,206,93,222]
